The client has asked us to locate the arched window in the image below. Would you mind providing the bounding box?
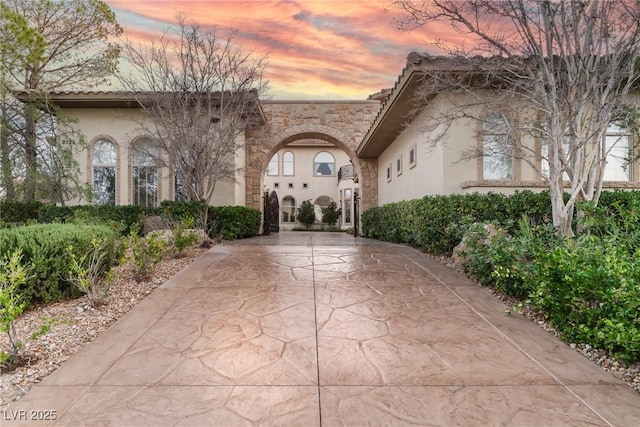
[482,113,513,180]
[268,153,279,176]
[132,139,158,207]
[282,196,296,223]
[283,151,294,176]
[92,139,117,205]
[314,151,335,176]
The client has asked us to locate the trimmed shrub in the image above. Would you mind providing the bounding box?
[362,191,552,255]
[0,224,118,306]
[37,204,160,235]
[296,200,316,230]
[530,234,640,363]
[0,200,42,225]
[209,205,261,240]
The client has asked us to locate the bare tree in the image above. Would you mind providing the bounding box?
[393,0,640,236]
[118,15,268,204]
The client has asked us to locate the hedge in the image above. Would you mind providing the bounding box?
[37,204,160,235]
[0,200,43,225]
[0,224,118,307]
[362,190,552,255]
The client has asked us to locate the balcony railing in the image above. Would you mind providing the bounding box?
[337,164,357,182]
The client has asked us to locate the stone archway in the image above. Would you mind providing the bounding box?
[245,101,380,213]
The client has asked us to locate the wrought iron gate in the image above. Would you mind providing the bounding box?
[263,190,280,235]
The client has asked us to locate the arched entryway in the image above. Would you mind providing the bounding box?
[244,102,380,221]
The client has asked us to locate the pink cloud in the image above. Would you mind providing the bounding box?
[105,0,453,99]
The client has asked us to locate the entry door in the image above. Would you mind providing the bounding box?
[267,190,280,233]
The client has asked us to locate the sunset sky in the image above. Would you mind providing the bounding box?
[104,0,446,100]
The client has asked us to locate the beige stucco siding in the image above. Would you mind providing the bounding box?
[263,146,353,229]
[63,107,245,207]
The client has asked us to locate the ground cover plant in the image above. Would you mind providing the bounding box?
[362,190,640,364]
[0,201,260,373]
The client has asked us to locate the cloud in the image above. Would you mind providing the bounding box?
[104,0,445,99]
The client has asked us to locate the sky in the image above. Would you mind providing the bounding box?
[103,0,446,100]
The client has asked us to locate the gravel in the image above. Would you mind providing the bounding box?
[0,246,208,407]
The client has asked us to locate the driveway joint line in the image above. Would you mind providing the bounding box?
[403,253,615,427]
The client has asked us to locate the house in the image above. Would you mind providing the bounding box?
[357,52,640,207]
[263,142,358,230]
[18,91,368,231]
[11,52,638,230]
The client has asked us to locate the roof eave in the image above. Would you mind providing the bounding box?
[357,65,424,159]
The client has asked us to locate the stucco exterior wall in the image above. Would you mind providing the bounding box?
[62,107,246,207]
[263,146,353,229]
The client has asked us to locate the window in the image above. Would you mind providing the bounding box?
[274,182,280,189]
[409,144,417,168]
[283,151,294,176]
[344,188,352,224]
[303,183,308,189]
[132,139,158,207]
[603,124,631,181]
[396,155,403,176]
[268,153,279,176]
[314,151,335,176]
[282,196,296,223]
[174,176,186,201]
[386,163,392,182]
[174,174,194,201]
[288,183,294,189]
[92,139,117,205]
[482,113,513,179]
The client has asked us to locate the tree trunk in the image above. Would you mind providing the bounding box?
[22,102,38,202]
[1,109,16,200]
[550,179,575,238]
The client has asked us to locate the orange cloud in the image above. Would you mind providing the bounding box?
[105,0,450,99]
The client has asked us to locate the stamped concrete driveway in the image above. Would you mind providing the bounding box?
[4,232,640,426]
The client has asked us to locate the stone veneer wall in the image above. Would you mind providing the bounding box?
[245,101,381,212]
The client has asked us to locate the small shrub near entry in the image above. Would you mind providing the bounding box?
[67,237,114,306]
[171,217,200,257]
[321,201,341,227]
[129,227,168,281]
[296,200,316,230]
[0,250,29,369]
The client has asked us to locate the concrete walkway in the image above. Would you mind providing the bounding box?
[3,232,640,426]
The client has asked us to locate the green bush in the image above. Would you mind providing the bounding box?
[322,201,341,227]
[362,191,552,255]
[461,219,558,297]
[0,250,29,367]
[0,200,42,225]
[129,229,167,281]
[171,217,200,257]
[37,204,159,235]
[296,200,316,230]
[0,224,118,306]
[530,234,640,363]
[209,205,261,240]
[160,200,208,224]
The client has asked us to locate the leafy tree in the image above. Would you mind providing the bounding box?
[393,0,640,236]
[118,14,268,203]
[321,201,341,227]
[296,200,316,229]
[1,0,122,202]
